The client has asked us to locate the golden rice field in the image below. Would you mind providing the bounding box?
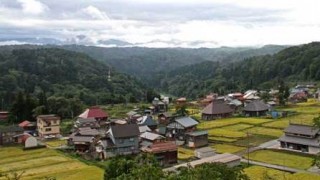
[208,136,237,142]
[178,147,194,160]
[244,166,320,180]
[207,128,247,138]
[245,127,284,137]
[212,144,246,154]
[0,147,104,180]
[244,150,314,170]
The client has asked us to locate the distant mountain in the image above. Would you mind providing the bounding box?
[98,39,133,46]
[152,42,320,98]
[0,47,155,107]
[61,45,288,84]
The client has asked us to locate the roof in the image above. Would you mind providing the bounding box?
[110,124,140,138]
[78,128,100,136]
[0,126,24,133]
[19,120,31,127]
[37,114,60,122]
[137,116,158,126]
[139,125,151,133]
[78,106,108,119]
[142,141,177,153]
[176,97,186,102]
[279,134,320,147]
[228,99,243,106]
[140,132,164,141]
[186,130,208,136]
[202,101,234,115]
[175,116,198,128]
[71,136,94,143]
[243,100,269,112]
[76,118,97,124]
[284,124,319,136]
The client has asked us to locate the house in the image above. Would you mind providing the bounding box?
[137,116,158,130]
[139,125,151,133]
[243,100,269,117]
[37,114,61,138]
[279,124,320,154]
[243,90,260,100]
[68,127,100,152]
[141,141,178,166]
[175,97,187,105]
[289,91,308,103]
[186,130,208,148]
[201,101,234,120]
[78,106,108,126]
[74,118,100,129]
[106,124,140,155]
[166,116,198,141]
[152,97,167,113]
[0,111,9,121]
[158,112,174,125]
[194,147,215,159]
[19,120,37,135]
[227,99,243,112]
[140,132,165,144]
[0,126,24,145]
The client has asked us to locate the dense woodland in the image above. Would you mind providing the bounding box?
[152,42,320,98]
[0,48,158,120]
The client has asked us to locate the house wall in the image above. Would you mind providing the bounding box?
[187,134,208,148]
[155,151,177,166]
[37,118,60,137]
[114,137,139,155]
[0,131,23,145]
[309,146,320,154]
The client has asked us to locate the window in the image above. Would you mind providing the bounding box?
[45,128,52,132]
[129,138,134,142]
[119,139,124,144]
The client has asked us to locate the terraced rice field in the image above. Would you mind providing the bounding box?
[197,117,272,129]
[212,144,246,154]
[245,127,284,137]
[0,147,104,180]
[178,147,194,160]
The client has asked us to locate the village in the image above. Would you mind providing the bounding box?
[1,83,320,179]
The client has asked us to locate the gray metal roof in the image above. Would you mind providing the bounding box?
[72,136,94,142]
[279,134,320,147]
[175,116,198,128]
[186,130,208,136]
[111,124,140,138]
[284,124,319,136]
[140,132,164,141]
[77,118,97,124]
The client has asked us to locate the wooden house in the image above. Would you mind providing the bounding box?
[141,141,178,166]
[201,101,234,120]
[106,124,140,155]
[158,112,174,125]
[279,124,320,154]
[0,126,24,145]
[243,100,269,117]
[68,127,100,152]
[37,115,61,138]
[186,130,208,148]
[166,116,198,141]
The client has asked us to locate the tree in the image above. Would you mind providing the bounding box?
[175,105,189,116]
[278,80,290,106]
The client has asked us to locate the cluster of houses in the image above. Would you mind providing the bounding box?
[67,105,209,166]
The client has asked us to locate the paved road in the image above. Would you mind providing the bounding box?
[241,158,320,174]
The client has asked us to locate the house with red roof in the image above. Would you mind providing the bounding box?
[78,106,108,126]
[141,141,177,166]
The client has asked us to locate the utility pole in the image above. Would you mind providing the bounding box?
[247,131,250,166]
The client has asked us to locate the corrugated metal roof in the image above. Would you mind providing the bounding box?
[284,124,319,136]
[186,130,208,136]
[175,116,198,128]
[140,132,164,141]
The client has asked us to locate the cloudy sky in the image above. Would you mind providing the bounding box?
[0,0,320,47]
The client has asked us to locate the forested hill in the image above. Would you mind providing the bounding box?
[153,42,320,98]
[61,45,288,80]
[0,48,154,109]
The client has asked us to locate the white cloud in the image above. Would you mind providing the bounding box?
[82,6,110,20]
[17,0,49,15]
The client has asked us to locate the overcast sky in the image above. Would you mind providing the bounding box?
[0,0,320,47]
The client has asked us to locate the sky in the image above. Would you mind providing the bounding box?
[0,0,320,47]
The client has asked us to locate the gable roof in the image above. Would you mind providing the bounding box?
[137,116,158,126]
[243,100,269,112]
[140,132,164,141]
[111,124,140,138]
[19,120,31,127]
[175,116,198,128]
[0,126,24,133]
[186,130,208,137]
[284,124,319,136]
[78,106,108,119]
[139,125,151,133]
[78,128,100,136]
[158,112,173,118]
[202,101,234,115]
[142,141,177,153]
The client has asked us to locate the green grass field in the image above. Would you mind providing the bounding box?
[212,144,246,154]
[244,150,314,170]
[244,165,320,180]
[0,147,104,180]
[245,127,284,137]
